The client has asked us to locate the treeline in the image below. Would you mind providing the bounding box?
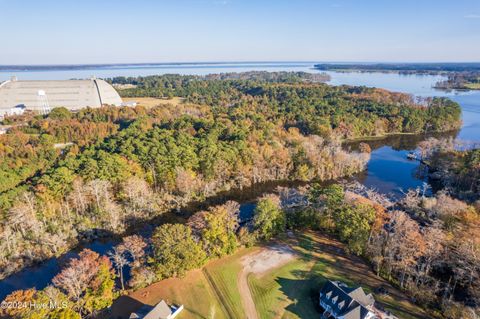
[113,73,461,138]
[108,71,331,87]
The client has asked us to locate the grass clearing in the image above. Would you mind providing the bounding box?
[307,232,429,319]
[247,231,429,319]
[110,269,228,319]
[112,231,430,319]
[203,247,258,318]
[122,96,185,108]
[248,258,317,319]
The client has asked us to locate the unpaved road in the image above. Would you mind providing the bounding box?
[238,244,296,319]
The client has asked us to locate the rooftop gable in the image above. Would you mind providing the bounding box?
[342,304,372,319]
[319,280,375,319]
[347,287,375,307]
[144,300,172,319]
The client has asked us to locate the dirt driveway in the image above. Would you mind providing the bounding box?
[238,244,296,319]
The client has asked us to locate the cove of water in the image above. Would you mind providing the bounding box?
[1,63,479,300]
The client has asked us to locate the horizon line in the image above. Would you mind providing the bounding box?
[2,60,480,68]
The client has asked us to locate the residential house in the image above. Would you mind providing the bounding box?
[319,280,376,319]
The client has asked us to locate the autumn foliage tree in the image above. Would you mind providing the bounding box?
[52,249,115,316]
[0,287,80,319]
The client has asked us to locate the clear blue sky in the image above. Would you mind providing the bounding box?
[1,0,479,64]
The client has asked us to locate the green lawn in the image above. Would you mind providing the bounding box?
[248,232,430,319]
[115,232,430,319]
[163,273,228,319]
[248,258,318,319]
[203,248,257,319]
[110,268,228,319]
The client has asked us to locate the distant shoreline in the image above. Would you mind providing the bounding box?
[0,62,319,72]
[314,63,480,91]
[2,61,480,72]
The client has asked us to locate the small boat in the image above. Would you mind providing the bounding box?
[406,152,417,160]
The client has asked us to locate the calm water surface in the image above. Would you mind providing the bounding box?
[1,63,479,299]
[0,62,315,81]
[322,69,480,196]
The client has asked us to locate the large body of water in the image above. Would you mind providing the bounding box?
[0,62,319,81]
[1,62,479,300]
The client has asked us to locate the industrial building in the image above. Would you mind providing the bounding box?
[0,76,123,118]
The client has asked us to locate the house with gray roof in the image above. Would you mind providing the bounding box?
[129,300,183,319]
[319,280,377,319]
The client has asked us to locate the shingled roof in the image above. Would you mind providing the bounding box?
[319,280,375,319]
[129,300,172,319]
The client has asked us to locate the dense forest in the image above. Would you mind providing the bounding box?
[0,72,466,318]
[427,147,480,201]
[111,72,461,138]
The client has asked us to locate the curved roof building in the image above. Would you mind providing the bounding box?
[0,77,122,116]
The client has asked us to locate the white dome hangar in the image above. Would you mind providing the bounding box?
[0,77,123,116]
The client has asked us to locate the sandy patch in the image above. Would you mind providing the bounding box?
[241,244,296,276]
[238,244,296,319]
